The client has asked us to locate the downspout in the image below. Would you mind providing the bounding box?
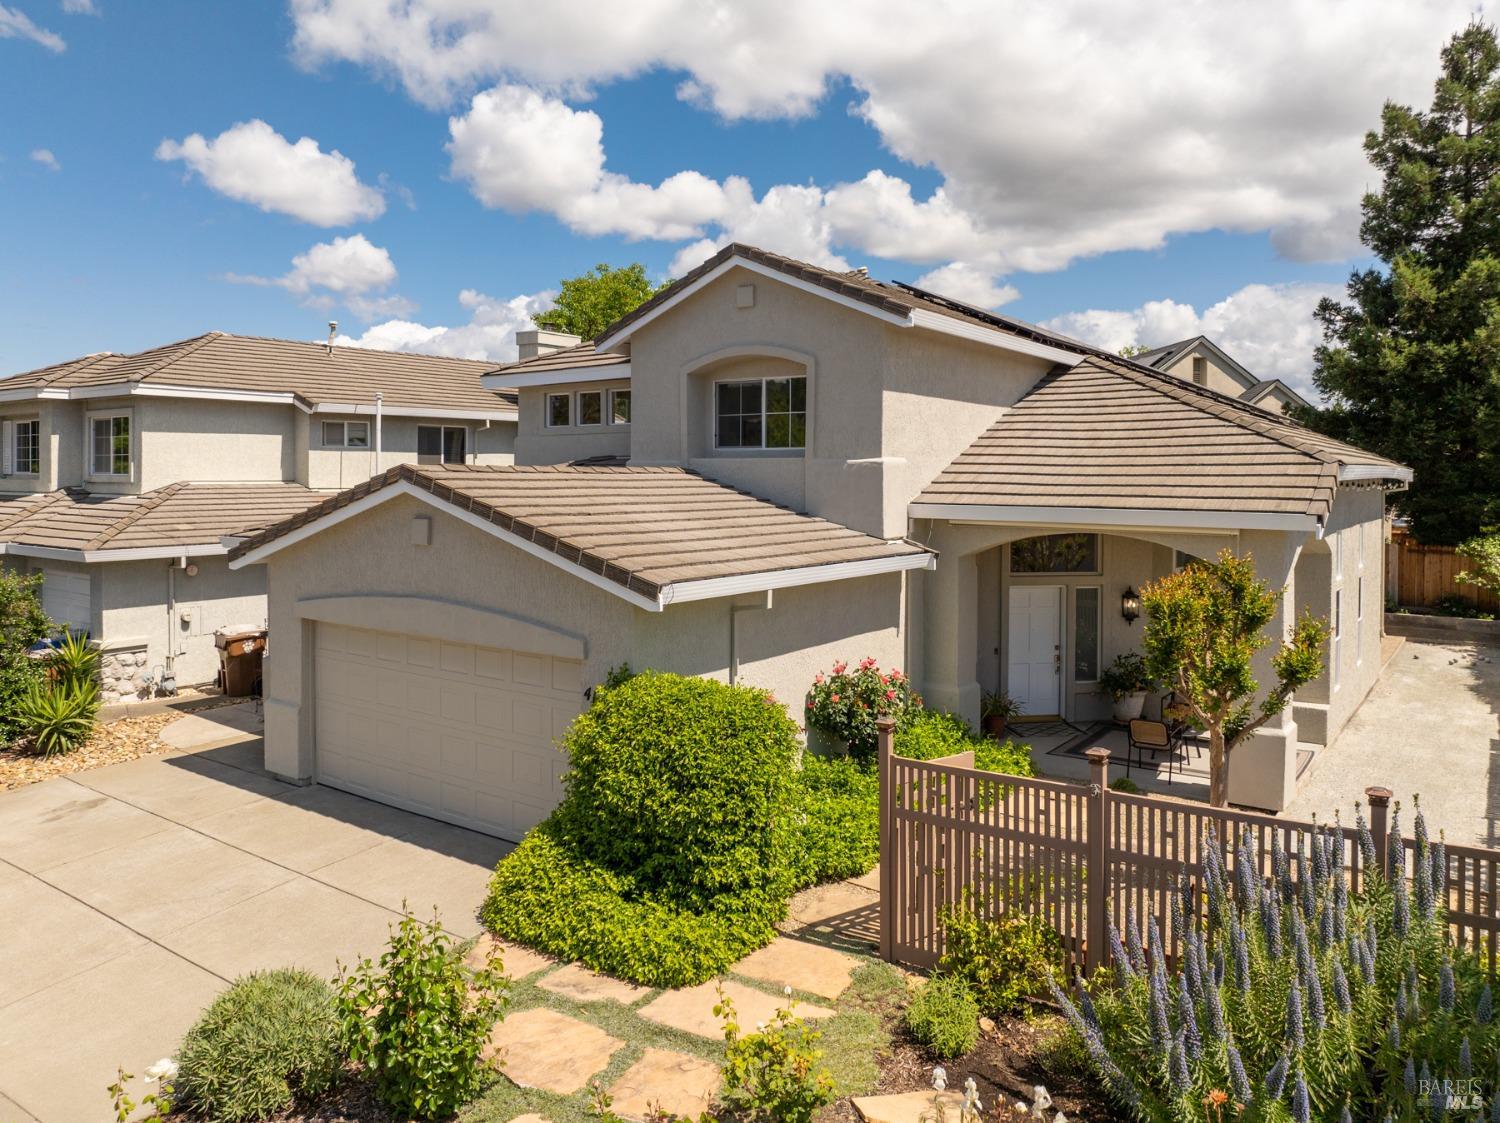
[729,591,773,685]
[373,392,383,476]
[476,419,490,464]
[161,558,179,695]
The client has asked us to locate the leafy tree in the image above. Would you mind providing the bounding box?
[532,262,668,340]
[0,570,52,742]
[1139,551,1326,807]
[1295,23,1500,544]
[1456,530,1500,594]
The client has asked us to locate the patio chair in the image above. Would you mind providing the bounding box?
[1127,717,1186,783]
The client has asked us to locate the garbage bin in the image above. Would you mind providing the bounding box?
[215,626,266,697]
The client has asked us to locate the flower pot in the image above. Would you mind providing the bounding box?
[1112,691,1147,723]
[982,714,1008,740]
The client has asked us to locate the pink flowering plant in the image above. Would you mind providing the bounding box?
[804,657,920,761]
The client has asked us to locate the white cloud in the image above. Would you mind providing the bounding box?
[291,0,1480,270]
[914,263,1020,309]
[1042,281,1343,396]
[155,119,385,226]
[29,148,59,172]
[229,234,413,319]
[61,0,96,13]
[337,288,556,361]
[0,4,64,50]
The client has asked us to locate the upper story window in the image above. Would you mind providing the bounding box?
[89,413,130,478]
[610,389,631,425]
[418,425,466,465]
[715,376,806,450]
[546,393,571,428]
[1010,533,1100,574]
[12,419,39,476]
[321,420,369,448]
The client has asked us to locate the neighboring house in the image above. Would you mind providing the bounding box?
[0,331,517,699]
[1133,335,1311,414]
[231,244,1407,834]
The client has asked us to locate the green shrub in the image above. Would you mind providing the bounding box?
[174,969,342,1123]
[556,671,799,916]
[787,754,880,889]
[904,975,980,1059]
[804,657,919,760]
[937,902,1062,1018]
[17,677,99,756]
[717,983,836,1123]
[338,909,507,1120]
[895,709,1034,776]
[1054,807,1500,1121]
[1457,531,1500,595]
[49,626,99,689]
[1110,776,1142,793]
[0,570,52,742]
[481,824,772,988]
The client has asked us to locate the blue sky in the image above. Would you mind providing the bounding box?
[0,0,1477,391]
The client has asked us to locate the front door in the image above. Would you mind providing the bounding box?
[1007,585,1062,717]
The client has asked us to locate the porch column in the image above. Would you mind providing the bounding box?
[920,525,982,726]
[1227,529,1301,810]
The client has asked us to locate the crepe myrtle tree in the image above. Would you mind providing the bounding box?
[1140,550,1327,807]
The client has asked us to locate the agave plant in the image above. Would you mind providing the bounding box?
[18,678,100,757]
[48,626,99,690]
[1054,803,1499,1121]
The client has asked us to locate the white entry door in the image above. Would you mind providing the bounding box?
[1007,585,1062,716]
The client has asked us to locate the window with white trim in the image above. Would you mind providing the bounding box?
[609,388,631,425]
[12,419,39,476]
[417,425,466,465]
[1356,574,1365,667]
[1330,530,1342,580]
[577,390,603,426]
[546,393,570,428]
[1332,587,1342,691]
[321,420,369,448]
[714,376,806,449]
[89,414,130,477]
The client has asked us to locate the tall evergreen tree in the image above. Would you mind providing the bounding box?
[1296,23,1500,543]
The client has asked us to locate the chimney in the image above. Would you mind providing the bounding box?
[326,321,338,355]
[514,328,581,361]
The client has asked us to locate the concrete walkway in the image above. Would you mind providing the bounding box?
[1285,638,1500,846]
[0,708,510,1123]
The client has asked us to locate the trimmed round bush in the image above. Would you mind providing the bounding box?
[174,968,343,1122]
[905,975,981,1059]
[556,671,800,913]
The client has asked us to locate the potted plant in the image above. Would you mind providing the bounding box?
[980,690,1021,739]
[1099,652,1155,722]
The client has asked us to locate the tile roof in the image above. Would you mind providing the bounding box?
[915,356,1406,523]
[1,332,517,413]
[488,340,629,377]
[0,483,327,555]
[230,464,931,602]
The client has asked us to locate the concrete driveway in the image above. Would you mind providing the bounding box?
[0,706,511,1123]
[1286,638,1500,847]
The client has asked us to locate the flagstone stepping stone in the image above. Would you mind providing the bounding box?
[537,961,650,1004]
[733,936,862,999]
[852,1090,965,1123]
[638,978,833,1040]
[606,1047,720,1121]
[785,879,879,939]
[506,1116,551,1123]
[483,1007,623,1094]
[466,933,553,979]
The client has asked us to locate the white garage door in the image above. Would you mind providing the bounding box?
[39,568,91,635]
[313,623,583,841]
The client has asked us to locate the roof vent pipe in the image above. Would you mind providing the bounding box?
[326,321,338,355]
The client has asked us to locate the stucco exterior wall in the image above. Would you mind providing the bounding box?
[135,399,296,491]
[515,380,631,466]
[1312,487,1386,743]
[303,415,517,490]
[1160,350,1250,399]
[256,493,904,781]
[98,556,268,694]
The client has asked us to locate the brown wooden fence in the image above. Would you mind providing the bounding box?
[1388,534,1499,613]
[877,721,1500,975]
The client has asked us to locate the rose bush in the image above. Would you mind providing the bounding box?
[804,657,919,761]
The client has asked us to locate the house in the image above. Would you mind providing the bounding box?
[0,331,517,699]
[1133,335,1311,414]
[230,244,1407,833]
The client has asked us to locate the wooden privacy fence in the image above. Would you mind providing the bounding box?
[876,720,1500,975]
[1388,534,1499,613]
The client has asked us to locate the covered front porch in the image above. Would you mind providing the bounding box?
[911,515,1316,811]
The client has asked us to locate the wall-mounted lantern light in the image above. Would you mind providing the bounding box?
[1121,587,1141,624]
